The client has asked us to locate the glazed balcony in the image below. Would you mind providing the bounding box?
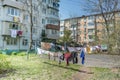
[2,0,23,9]
[46,24,60,30]
[46,24,60,39]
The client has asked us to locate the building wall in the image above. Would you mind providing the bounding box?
[62,11,120,45]
[0,0,60,50]
[60,20,64,37]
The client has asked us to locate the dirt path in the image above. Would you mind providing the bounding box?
[69,67,93,80]
[79,54,120,68]
[69,54,120,80]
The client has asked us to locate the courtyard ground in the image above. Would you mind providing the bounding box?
[0,53,120,80]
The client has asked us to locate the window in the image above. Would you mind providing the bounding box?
[9,23,19,30]
[33,16,37,24]
[88,29,94,33]
[42,0,46,3]
[0,8,1,16]
[53,2,59,8]
[84,36,86,40]
[52,30,57,34]
[8,7,20,16]
[42,8,46,14]
[11,8,14,15]
[88,35,94,39]
[88,16,94,20]
[22,39,28,46]
[32,28,37,34]
[60,31,64,35]
[52,30,54,34]
[24,15,29,21]
[33,4,37,10]
[47,19,59,25]
[6,37,17,45]
[84,28,87,32]
[48,0,51,3]
[8,8,10,14]
[48,9,58,17]
[42,19,45,24]
[84,17,87,21]
[84,23,86,28]
[88,22,94,26]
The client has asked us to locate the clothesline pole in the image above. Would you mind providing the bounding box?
[26,42,31,60]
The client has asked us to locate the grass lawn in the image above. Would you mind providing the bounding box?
[89,67,120,80]
[0,53,80,80]
[0,52,120,80]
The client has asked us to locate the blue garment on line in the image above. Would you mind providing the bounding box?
[80,49,85,64]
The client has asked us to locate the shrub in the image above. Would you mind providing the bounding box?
[11,52,17,55]
[17,52,26,56]
[0,50,2,54]
[0,54,11,73]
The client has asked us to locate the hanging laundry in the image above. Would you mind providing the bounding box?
[11,29,17,38]
[17,30,23,36]
[37,48,42,54]
[86,45,91,54]
[80,48,85,65]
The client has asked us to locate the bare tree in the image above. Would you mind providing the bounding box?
[58,28,72,44]
[20,0,42,51]
[84,0,120,53]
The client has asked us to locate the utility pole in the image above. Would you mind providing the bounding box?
[94,15,97,45]
[72,25,75,41]
[76,18,78,43]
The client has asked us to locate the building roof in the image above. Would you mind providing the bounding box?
[63,10,120,21]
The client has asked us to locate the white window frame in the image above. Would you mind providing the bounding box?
[8,7,20,17]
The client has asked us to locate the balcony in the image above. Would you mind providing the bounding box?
[2,22,22,36]
[46,24,60,39]
[2,28,11,36]
[46,14,59,19]
[88,39,94,42]
[47,34,59,39]
[2,16,14,22]
[2,0,24,9]
[2,29,23,37]
[46,24,60,30]
[2,16,21,23]
[47,2,59,11]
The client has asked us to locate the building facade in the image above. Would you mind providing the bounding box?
[59,20,64,37]
[62,11,120,45]
[0,0,60,50]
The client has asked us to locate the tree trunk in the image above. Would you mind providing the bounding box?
[29,0,33,50]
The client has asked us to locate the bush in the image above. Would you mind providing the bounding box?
[11,52,17,55]
[0,54,11,73]
[17,52,26,56]
[0,50,2,54]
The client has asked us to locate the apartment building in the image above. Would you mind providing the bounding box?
[59,20,64,37]
[0,0,60,50]
[62,11,120,45]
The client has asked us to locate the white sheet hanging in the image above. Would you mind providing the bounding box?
[11,29,17,38]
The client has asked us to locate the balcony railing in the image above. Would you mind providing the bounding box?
[2,0,24,9]
[2,29,23,37]
[2,16,22,23]
[46,24,60,30]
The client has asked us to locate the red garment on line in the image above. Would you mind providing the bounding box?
[17,30,23,36]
